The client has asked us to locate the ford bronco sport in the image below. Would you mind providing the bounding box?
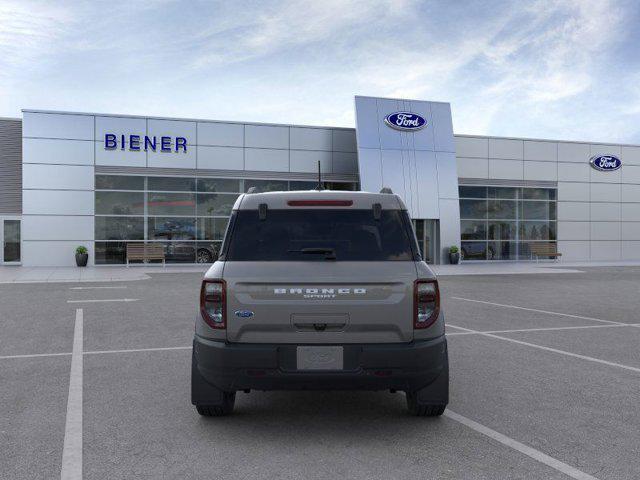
[192,190,449,416]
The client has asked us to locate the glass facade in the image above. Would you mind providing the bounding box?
[459,186,557,261]
[95,175,358,264]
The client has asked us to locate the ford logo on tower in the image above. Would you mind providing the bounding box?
[590,155,622,172]
[384,112,427,131]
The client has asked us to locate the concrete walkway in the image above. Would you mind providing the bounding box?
[0,265,208,284]
[0,260,638,283]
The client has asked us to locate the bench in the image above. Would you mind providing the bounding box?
[126,243,165,267]
[529,243,562,262]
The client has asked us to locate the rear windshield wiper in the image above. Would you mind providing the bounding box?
[287,247,337,260]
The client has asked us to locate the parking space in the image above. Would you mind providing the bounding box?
[2,268,640,479]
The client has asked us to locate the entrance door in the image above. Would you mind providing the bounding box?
[412,219,439,264]
[1,218,21,264]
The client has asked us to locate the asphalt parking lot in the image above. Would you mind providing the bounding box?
[2,267,640,480]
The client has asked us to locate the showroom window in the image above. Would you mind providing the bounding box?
[459,186,557,261]
[95,175,358,264]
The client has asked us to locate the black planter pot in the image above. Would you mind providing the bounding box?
[449,252,460,264]
[75,253,88,267]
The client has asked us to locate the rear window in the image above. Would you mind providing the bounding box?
[225,209,416,261]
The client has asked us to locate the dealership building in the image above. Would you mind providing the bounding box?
[0,95,639,267]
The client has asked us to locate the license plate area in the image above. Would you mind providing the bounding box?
[296,346,344,371]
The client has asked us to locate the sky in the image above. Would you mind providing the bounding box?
[1,0,639,143]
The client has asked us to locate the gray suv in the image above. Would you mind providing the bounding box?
[191,190,449,416]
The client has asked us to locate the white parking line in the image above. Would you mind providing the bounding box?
[84,346,191,355]
[0,351,72,360]
[444,410,599,480]
[60,309,83,480]
[448,323,640,374]
[66,298,139,303]
[69,286,127,290]
[446,323,640,336]
[451,297,624,326]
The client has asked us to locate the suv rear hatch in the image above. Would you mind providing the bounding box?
[221,205,419,344]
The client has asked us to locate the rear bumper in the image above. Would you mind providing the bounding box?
[192,334,448,394]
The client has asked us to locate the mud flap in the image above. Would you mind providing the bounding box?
[415,355,449,405]
[191,351,225,405]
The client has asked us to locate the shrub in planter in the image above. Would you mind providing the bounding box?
[448,245,460,264]
[75,246,88,267]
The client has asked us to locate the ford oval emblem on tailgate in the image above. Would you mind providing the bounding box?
[234,310,254,318]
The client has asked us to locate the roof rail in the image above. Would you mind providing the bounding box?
[246,187,258,194]
[380,187,393,194]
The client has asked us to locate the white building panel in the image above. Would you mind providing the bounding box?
[357,149,382,193]
[439,198,460,254]
[436,152,459,199]
[590,183,620,203]
[23,138,94,166]
[557,142,590,163]
[557,241,590,261]
[558,182,589,202]
[415,150,439,219]
[23,190,94,215]
[95,143,147,167]
[557,222,589,240]
[147,119,196,143]
[524,141,557,161]
[558,202,590,221]
[354,97,380,150]
[290,128,332,151]
[621,146,640,166]
[590,241,621,261]
[197,122,243,147]
[430,103,454,153]
[290,150,332,173]
[590,144,621,157]
[558,162,590,182]
[590,166,621,184]
[380,149,407,199]
[622,223,640,240]
[488,159,523,180]
[23,164,94,190]
[457,157,488,178]
[455,136,488,158]
[332,152,358,174]
[245,125,289,149]
[591,222,621,240]
[197,146,243,171]
[622,241,640,259]
[489,138,523,160]
[22,215,93,241]
[147,148,196,169]
[523,161,557,181]
[622,184,640,203]
[332,130,357,153]
[95,116,146,143]
[622,203,640,221]
[244,148,288,172]
[23,112,94,140]
[622,165,640,183]
[590,203,621,222]
[22,240,94,267]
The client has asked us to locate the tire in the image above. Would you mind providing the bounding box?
[195,392,236,417]
[196,249,214,264]
[406,392,446,417]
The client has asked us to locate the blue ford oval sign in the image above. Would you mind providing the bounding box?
[384,112,427,131]
[590,155,621,172]
[234,310,254,318]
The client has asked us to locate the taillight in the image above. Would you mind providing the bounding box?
[200,279,226,329]
[414,279,440,329]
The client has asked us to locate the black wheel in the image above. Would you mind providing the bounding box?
[406,392,446,417]
[195,391,236,417]
[196,249,214,264]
